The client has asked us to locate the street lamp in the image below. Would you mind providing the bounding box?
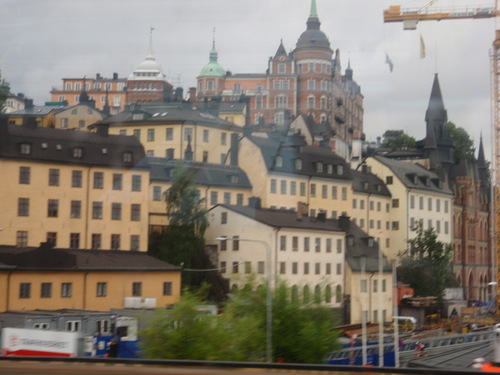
[216,236,272,363]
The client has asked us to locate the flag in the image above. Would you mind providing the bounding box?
[420,34,426,59]
[385,53,394,72]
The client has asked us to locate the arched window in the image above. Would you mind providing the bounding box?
[303,285,310,304]
[325,285,332,303]
[314,285,321,304]
[335,285,342,303]
[291,285,298,303]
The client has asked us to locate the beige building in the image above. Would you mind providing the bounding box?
[365,156,454,260]
[53,104,106,130]
[0,245,181,312]
[237,131,353,218]
[95,103,243,165]
[0,120,149,252]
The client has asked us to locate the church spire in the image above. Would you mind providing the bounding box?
[425,74,448,141]
[477,132,486,167]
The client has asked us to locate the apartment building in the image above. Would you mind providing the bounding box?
[0,120,149,251]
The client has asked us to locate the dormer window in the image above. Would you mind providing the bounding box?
[316,162,323,173]
[295,159,303,171]
[123,152,132,163]
[363,182,369,190]
[72,147,83,158]
[229,175,239,184]
[326,164,333,174]
[275,155,283,168]
[346,236,354,247]
[368,238,374,247]
[337,165,344,176]
[20,143,31,155]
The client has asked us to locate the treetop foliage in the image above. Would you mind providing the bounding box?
[380,130,416,149]
[0,70,10,113]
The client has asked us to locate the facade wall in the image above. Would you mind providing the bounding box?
[205,206,345,307]
[53,105,105,130]
[108,122,241,165]
[2,270,181,312]
[0,159,149,251]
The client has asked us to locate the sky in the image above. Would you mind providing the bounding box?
[0,0,496,160]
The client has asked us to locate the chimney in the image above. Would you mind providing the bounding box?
[317,210,326,222]
[175,87,183,101]
[23,117,38,129]
[339,214,350,232]
[189,87,196,103]
[95,123,109,136]
[230,133,239,166]
[24,98,33,109]
[113,72,118,80]
[96,73,101,80]
[296,202,309,220]
[362,164,367,173]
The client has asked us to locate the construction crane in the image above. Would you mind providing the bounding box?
[383,0,500,313]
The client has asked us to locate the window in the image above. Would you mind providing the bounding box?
[49,169,60,186]
[19,166,30,184]
[71,200,81,218]
[315,238,321,252]
[163,282,173,295]
[132,282,142,296]
[232,236,239,250]
[113,173,123,190]
[237,194,243,205]
[322,185,327,198]
[18,198,29,216]
[382,279,387,292]
[123,152,133,163]
[392,221,399,230]
[210,191,218,205]
[360,200,365,209]
[184,127,193,141]
[361,279,367,293]
[300,182,306,196]
[280,235,286,251]
[17,231,28,247]
[445,200,449,213]
[111,203,122,220]
[111,234,120,250]
[419,196,424,210]
[292,236,298,251]
[131,235,140,251]
[386,176,393,184]
[203,129,209,143]
[353,199,357,209]
[131,204,141,221]
[326,238,332,253]
[20,283,31,298]
[20,143,31,155]
[410,195,415,209]
[97,282,107,297]
[153,186,162,201]
[280,180,287,194]
[224,192,230,204]
[304,263,309,275]
[310,183,316,197]
[70,233,80,249]
[428,197,432,210]
[92,202,103,219]
[41,282,52,298]
[48,199,59,217]
[315,263,320,274]
[279,262,286,275]
[290,181,296,196]
[232,262,239,273]
[332,186,337,199]
[342,187,347,200]
[307,96,315,109]
[221,212,228,224]
[295,159,303,171]
[47,232,57,247]
[132,175,142,191]
[326,263,331,275]
[436,199,441,212]
[72,147,83,158]
[147,129,155,142]
[93,172,103,189]
[245,261,252,274]
[92,234,101,250]
[304,237,310,252]
[71,170,82,187]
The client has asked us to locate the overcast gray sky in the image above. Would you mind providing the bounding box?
[0,0,495,159]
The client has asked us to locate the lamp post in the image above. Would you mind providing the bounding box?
[216,237,272,363]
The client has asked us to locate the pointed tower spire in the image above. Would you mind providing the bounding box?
[425,74,448,141]
[147,26,155,60]
[274,38,287,58]
[477,132,487,167]
[310,0,318,18]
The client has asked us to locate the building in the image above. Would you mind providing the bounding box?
[53,104,107,130]
[365,155,454,261]
[5,102,67,128]
[94,102,243,164]
[195,0,363,160]
[50,73,126,114]
[142,157,253,233]
[0,244,181,312]
[204,204,393,324]
[0,119,149,251]
[3,93,28,114]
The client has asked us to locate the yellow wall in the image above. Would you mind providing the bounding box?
[54,105,105,130]
[0,159,149,251]
[2,270,181,312]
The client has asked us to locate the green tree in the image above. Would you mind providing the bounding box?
[0,70,10,113]
[445,121,474,164]
[140,280,341,363]
[149,162,211,291]
[398,222,453,306]
[380,130,416,149]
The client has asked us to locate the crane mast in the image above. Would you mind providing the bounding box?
[383,1,500,311]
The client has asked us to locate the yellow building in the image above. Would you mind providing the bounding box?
[6,104,67,128]
[94,103,243,165]
[144,157,253,233]
[0,245,181,312]
[53,104,106,130]
[237,131,353,218]
[0,120,149,252]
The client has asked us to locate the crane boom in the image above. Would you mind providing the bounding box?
[384,5,497,23]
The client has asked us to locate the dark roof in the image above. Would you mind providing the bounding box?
[247,132,352,181]
[100,103,241,130]
[294,3,332,53]
[213,204,345,233]
[7,105,68,116]
[217,101,246,113]
[0,246,180,272]
[372,156,452,195]
[351,169,391,197]
[138,157,252,189]
[0,121,146,168]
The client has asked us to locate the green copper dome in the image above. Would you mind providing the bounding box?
[199,41,225,77]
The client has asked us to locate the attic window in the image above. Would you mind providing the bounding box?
[56,144,62,150]
[316,162,323,173]
[295,159,303,171]
[102,148,108,154]
[229,175,239,184]
[123,152,132,163]
[73,147,83,158]
[363,182,369,190]
[132,113,144,120]
[41,143,48,149]
[326,164,333,174]
[275,155,283,168]
[368,238,374,247]
[19,143,31,155]
[337,165,344,176]
[346,236,354,247]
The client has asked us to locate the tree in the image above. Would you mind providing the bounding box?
[445,121,474,164]
[0,70,10,113]
[140,279,341,363]
[380,130,416,149]
[398,222,453,306]
[149,163,211,291]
